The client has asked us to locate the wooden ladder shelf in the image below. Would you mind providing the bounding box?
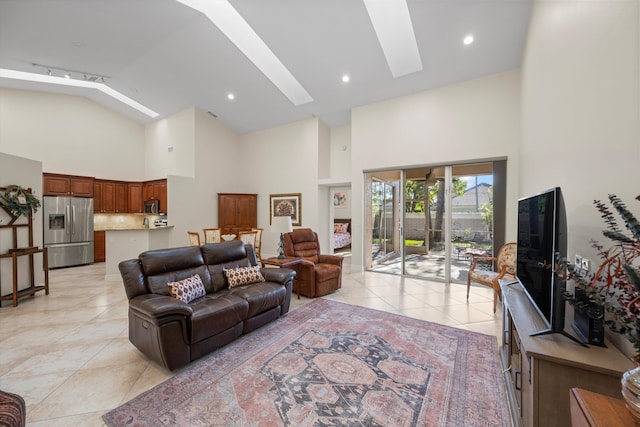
[0,187,49,307]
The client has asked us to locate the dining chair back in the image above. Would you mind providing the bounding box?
[203,228,221,244]
[251,228,263,260]
[187,231,201,246]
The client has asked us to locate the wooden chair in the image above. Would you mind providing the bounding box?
[238,230,258,254]
[467,242,516,313]
[251,228,263,260]
[187,231,201,246]
[203,228,221,244]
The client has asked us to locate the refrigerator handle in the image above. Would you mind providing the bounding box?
[72,204,76,236]
[66,205,71,236]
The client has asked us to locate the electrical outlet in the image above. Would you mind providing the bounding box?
[574,254,583,269]
[581,258,590,272]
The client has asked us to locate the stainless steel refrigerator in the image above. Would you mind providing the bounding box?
[43,196,94,268]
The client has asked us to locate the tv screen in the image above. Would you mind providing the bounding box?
[516,187,567,333]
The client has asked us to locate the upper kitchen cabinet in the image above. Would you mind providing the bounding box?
[143,179,167,214]
[94,180,115,213]
[43,173,94,197]
[114,181,128,213]
[94,180,127,213]
[128,183,143,213]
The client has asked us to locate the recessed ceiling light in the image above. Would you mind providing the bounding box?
[342,74,350,83]
[464,35,474,45]
[64,73,71,79]
[227,93,235,100]
[176,0,312,106]
[0,68,159,118]
[363,0,423,78]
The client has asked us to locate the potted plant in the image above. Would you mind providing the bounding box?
[565,194,640,419]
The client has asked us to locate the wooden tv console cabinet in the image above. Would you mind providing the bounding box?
[500,280,634,427]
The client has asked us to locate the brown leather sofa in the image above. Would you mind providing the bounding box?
[119,240,295,370]
[283,228,343,298]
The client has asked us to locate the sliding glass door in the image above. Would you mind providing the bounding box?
[365,161,503,283]
[365,171,401,273]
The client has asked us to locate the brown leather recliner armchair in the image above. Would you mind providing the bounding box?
[283,228,343,298]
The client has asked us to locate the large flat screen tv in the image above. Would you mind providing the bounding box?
[516,187,584,345]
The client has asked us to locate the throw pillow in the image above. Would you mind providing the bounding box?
[334,222,349,233]
[167,274,206,303]
[225,266,266,288]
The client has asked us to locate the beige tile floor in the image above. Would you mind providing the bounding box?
[0,263,502,426]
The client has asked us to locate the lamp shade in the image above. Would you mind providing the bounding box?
[271,216,293,234]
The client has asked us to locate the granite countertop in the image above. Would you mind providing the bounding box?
[94,225,173,231]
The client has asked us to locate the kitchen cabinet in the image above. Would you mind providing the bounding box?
[218,193,257,235]
[46,173,166,214]
[94,180,127,213]
[94,231,105,262]
[115,182,127,213]
[94,180,115,213]
[128,183,143,213]
[43,173,93,197]
[93,181,103,212]
[143,179,167,214]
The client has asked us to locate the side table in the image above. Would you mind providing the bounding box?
[570,388,636,427]
[261,256,303,299]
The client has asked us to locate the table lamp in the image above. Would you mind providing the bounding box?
[271,216,293,259]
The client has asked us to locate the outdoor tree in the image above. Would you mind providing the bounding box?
[431,178,466,242]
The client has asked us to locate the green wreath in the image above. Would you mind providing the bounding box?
[0,185,41,218]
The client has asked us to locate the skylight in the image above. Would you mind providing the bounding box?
[363,0,423,78]
[175,0,313,106]
[0,69,160,118]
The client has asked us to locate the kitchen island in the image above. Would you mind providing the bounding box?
[97,226,173,276]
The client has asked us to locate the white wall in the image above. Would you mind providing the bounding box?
[240,118,323,257]
[330,125,352,179]
[0,153,45,304]
[148,108,243,249]
[521,0,640,355]
[144,107,196,180]
[0,88,145,181]
[350,70,522,269]
[318,120,330,180]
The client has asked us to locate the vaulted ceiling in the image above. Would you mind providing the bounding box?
[0,0,532,134]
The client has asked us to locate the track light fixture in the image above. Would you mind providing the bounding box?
[32,62,110,82]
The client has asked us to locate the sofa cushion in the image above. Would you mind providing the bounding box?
[201,240,247,265]
[148,265,212,295]
[167,274,206,303]
[208,260,252,292]
[189,294,249,343]
[229,282,286,318]
[140,246,204,276]
[225,266,265,288]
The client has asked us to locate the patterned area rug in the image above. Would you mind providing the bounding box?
[103,300,510,426]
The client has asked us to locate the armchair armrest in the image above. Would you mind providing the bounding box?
[318,254,344,266]
[469,256,497,272]
[286,259,315,282]
[129,294,193,325]
[496,264,516,280]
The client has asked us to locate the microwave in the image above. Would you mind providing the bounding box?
[144,200,159,214]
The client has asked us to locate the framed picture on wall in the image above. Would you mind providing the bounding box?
[333,192,348,207]
[270,193,302,226]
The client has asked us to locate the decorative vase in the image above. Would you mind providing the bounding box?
[621,359,640,421]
